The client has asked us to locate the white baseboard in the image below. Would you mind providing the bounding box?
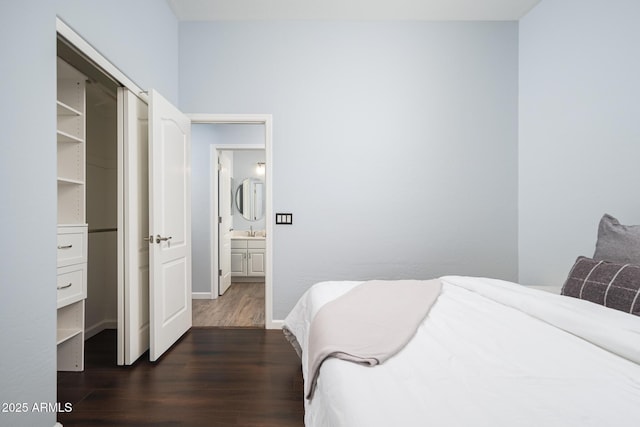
[192,292,213,299]
[83,317,283,331]
[268,319,284,330]
[85,319,117,340]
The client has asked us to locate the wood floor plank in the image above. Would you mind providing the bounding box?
[57,329,303,426]
[193,282,265,327]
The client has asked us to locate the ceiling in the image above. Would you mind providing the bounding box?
[167,0,542,21]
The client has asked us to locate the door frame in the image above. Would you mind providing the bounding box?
[57,19,145,101]
[190,114,274,329]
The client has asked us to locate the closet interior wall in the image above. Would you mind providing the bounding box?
[85,79,118,339]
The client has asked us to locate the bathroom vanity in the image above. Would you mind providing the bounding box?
[230,236,266,278]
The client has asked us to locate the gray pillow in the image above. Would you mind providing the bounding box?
[593,214,640,265]
[562,256,640,316]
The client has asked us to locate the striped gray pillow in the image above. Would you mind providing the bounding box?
[562,256,640,317]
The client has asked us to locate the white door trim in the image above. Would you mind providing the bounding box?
[192,114,275,329]
[56,18,146,102]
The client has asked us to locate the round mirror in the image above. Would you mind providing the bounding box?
[235,178,265,221]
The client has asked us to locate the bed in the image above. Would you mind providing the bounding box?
[283,275,640,426]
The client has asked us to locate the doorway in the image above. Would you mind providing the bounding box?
[194,143,266,327]
[56,36,120,367]
[189,117,274,329]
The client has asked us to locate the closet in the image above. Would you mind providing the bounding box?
[56,21,193,369]
[56,47,118,371]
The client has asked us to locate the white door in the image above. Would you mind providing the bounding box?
[148,89,192,362]
[117,88,150,365]
[218,151,233,295]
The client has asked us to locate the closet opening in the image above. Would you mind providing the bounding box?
[56,36,120,370]
[57,25,196,376]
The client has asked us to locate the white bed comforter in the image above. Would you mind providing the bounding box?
[283,276,640,427]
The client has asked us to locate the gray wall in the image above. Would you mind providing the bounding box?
[56,0,179,104]
[518,0,640,286]
[0,2,178,425]
[191,124,265,294]
[179,21,520,319]
[0,2,58,426]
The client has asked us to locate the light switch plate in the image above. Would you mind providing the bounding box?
[276,213,293,225]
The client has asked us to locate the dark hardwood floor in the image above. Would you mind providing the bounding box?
[57,329,304,426]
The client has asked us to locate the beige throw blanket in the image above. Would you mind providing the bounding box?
[306,279,442,399]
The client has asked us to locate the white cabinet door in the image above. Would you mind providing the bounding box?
[248,249,266,276]
[148,89,192,362]
[231,249,246,276]
[118,88,150,366]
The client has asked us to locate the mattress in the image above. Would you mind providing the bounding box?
[283,276,640,427]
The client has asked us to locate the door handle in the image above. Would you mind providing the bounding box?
[156,235,172,247]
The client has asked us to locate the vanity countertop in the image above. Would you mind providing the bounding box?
[230,230,266,240]
[231,235,265,240]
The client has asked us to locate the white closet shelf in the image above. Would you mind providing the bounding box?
[57,177,84,185]
[56,327,83,345]
[57,130,83,144]
[57,56,87,373]
[57,100,83,117]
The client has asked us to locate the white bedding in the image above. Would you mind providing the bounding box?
[283,276,640,427]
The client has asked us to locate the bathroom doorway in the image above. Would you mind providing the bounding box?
[189,118,273,328]
[195,146,266,327]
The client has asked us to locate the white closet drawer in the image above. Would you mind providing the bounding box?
[57,225,87,267]
[57,263,87,308]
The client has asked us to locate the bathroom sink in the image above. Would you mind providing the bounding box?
[230,230,266,239]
